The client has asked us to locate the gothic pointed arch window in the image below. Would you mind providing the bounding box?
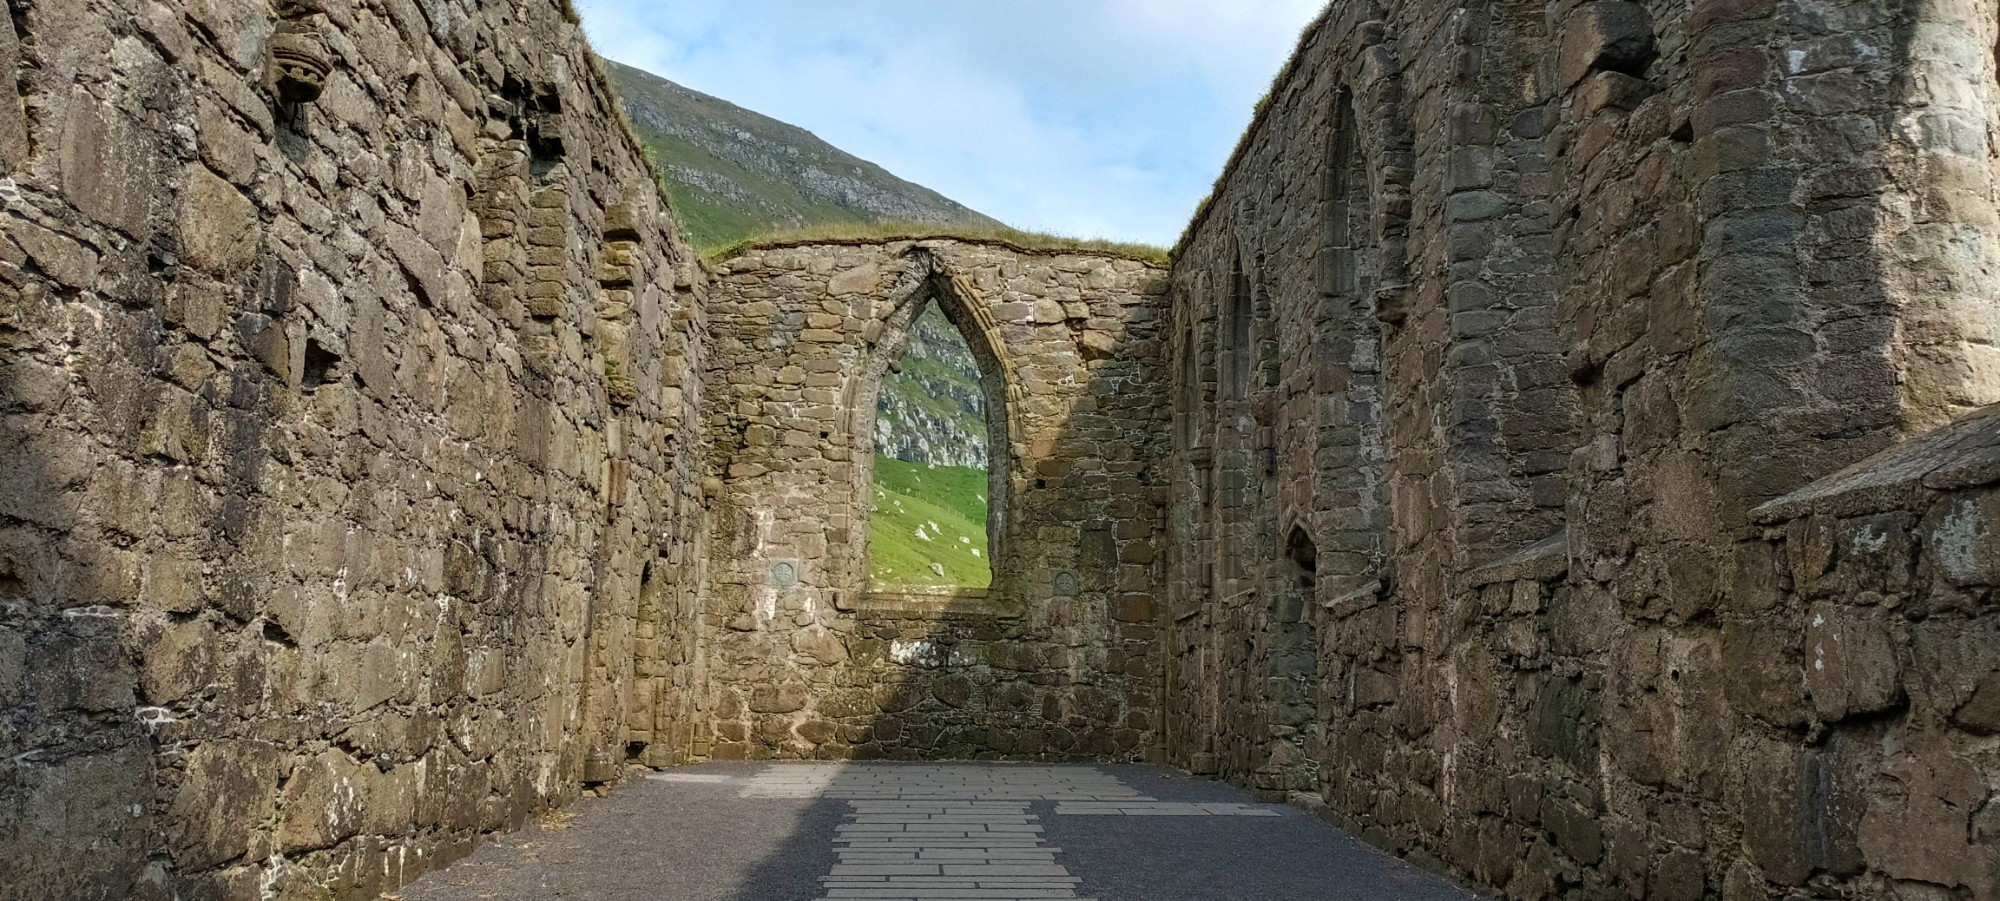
[859,274,1008,597]
[1223,247,1254,403]
[1321,87,1366,303]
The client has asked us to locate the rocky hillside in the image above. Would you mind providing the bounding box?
[878,306,988,469]
[602,58,1001,250]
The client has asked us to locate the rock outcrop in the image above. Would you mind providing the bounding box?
[876,306,988,469]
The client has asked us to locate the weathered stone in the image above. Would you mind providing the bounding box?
[827,262,882,295]
[15,2,2000,900]
[59,89,155,236]
[168,740,285,869]
[178,166,261,274]
[1803,603,1903,722]
[276,750,370,852]
[1857,749,1998,894]
[749,683,809,714]
[1559,2,1656,89]
[790,627,849,666]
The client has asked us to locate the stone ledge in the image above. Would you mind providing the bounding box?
[1755,403,2000,523]
[1321,580,1385,620]
[840,589,1021,619]
[1462,530,1570,590]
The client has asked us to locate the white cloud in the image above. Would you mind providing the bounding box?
[575,1,1326,246]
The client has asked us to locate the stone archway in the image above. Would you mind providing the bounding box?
[846,253,1016,605]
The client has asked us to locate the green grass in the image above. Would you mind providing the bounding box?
[707,222,1170,267]
[867,459,991,590]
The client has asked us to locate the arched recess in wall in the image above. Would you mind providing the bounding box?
[1320,87,1366,302]
[1222,245,1254,403]
[848,256,1017,600]
[1312,77,1399,599]
[1175,315,1204,452]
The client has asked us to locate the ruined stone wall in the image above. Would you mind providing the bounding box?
[1165,0,2000,898]
[700,241,1169,762]
[1164,0,1580,805]
[0,0,708,897]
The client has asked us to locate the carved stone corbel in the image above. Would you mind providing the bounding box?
[269,0,332,105]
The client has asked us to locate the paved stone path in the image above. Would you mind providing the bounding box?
[397,763,1484,900]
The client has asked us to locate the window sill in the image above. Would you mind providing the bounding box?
[840,588,1019,619]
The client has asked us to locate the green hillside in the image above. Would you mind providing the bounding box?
[867,459,991,590]
[601,59,1000,251]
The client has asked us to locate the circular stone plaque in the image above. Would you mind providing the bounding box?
[1053,571,1079,596]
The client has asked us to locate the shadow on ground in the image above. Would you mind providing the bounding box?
[396,762,842,901]
[399,761,1487,901]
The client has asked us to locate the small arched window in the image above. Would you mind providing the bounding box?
[1223,251,1253,401]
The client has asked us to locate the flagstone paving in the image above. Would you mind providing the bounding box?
[396,763,1485,901]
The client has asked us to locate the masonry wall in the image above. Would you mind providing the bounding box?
[1165,0,2000,898]
[700,241,1170,762]
[0,0,708,898]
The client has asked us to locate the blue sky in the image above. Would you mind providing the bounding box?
[573,1,1328,247]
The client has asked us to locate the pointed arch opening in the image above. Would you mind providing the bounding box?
[853,268,1012,601]
[1223,248,1254,403]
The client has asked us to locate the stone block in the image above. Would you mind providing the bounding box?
[1650,847,1706,901]
[790,627,848,666]
[1740,742,1823,886]
[1541,797,1604,866]
[1955,670,2000,735]
[7,219,100,290]
[827,263,881,295]
[0,745,156,899]
[1689,0,1774,31]
[1803,603,1903,722]
[1110,593,1155,623]
[1910,620,2000,724]
[1578,71,1651,115]
[59,88,156,237]
[752,684,804,712]
[1857,749,1997,894]
[1559,2,1656,90]
[178,166,261,275]
[168,740,285,870]
[0,11,22,171]
[277,750,370,852]
[137,615,222,706]
[1722,621,1807,727]
[932,675,972,708]
[1925,490,1999,587]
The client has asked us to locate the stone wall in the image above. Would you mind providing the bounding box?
[0,0,708,897]
[699,240,1170,762]
[6,0,2000,898]
[1164,0,1580,803]
[1163,0,2000,898]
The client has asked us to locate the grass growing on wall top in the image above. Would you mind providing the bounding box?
[867,459,992,590]
[706,223,1171,267]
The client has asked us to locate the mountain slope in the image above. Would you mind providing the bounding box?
[602,58,1001,250]
[877,306,988,470]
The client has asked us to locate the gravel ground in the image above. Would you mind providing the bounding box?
[394,762,1486,901]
